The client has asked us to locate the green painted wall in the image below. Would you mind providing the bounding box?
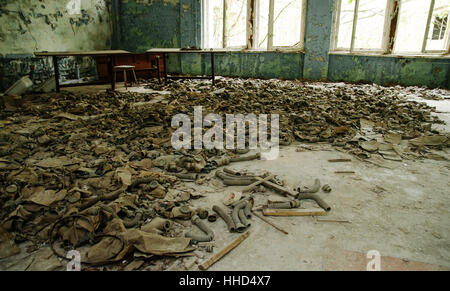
[328,54,450,88]
[113,0,450,88]
[171,52,304,80]
[1,0,447,91]
[115,0,183,53]
[302,0,335,80]
[115,0,304,79]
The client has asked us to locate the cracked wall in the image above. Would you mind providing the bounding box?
[2,0,447,91]
[302,0,334,80]
[115,0,304,79]
[0,0,112,92]
[114,0,183,52]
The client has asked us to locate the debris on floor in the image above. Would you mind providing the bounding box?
[0,78,448,270]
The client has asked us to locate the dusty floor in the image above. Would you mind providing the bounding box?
[0,80,449,271]
[203,90,450,271]
[190,91,450,271]
[189,144,450,271]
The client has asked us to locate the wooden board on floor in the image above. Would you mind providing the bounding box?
[263,208,327,216]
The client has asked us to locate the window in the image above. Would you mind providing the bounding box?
[203,0,307,51]
[334,0,390,52]
[393,0,433,53]
[425,0,450,51]
[333,0,450,55]
[394,0,450,53]
[432,14,448,40]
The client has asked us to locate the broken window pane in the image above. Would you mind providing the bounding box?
[426,0,450,51]
[354,0,388,50]
[225,0,247,48]
[336,0,355,49]
[256,0,270,49]
[204,0,224,48]
[273,0,303,47]
[431,14,448,40]
[394,0,432,53]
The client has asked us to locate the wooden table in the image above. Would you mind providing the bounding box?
[146,48,230,86]
[34,50,131,92]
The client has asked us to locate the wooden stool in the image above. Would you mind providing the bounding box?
[113,65,139,89]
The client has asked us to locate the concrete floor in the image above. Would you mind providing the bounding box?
[171,83,450,271]
[185,144,449,271]
[62,82,450,271]
[1,82,448,271]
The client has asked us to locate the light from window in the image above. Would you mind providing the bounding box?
[431,14,448,40]
[393,0,432,53]
[256,0,270,49]
[336,0,355,49]
[225,0,247,48]
[335,0,388,51]
[426,0,450,51]
[203,0,247,48]
[354,0,388,50]
[273,0,303,47]
[203,0,223,49]
[334,0,450,54]
[203,0,306,50]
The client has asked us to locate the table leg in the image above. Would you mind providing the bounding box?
[52,56,60,93]
[163,52,168,84]
[109,55,115,91]
[211,52,215,86]
[132,69,139,86]
[156,56,161,84]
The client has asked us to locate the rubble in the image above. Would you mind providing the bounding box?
[0,77,448,270]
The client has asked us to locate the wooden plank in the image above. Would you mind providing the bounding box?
[247,0,255,49]
[241,174,275,192]
[263,208,327,217]
[146,48,233,54]
[332,0,342,50]
[350,0,360,52]
[299,0,308,50]
[422,0,435,53]
[34,50,131,57]
[316,218,351,223]
[268,0,274,50]
[253,211,289,235]
[328,159,352,163]
[198,231,250,271]
[59,81,111,88]
[383,0,400,54]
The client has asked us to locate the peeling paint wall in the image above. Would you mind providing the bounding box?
[0,0,112,92]
[114,0,201,52]
[115,0,183,52]
[0,0,112,55]
[2,0,441,90]
[328,54,450,88]
[171,52,304,80]
[302,0,334,80]
[171,0,448,88]
[115,0,304,79]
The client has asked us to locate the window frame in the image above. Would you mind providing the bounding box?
[264,0,307,51]
[332,0,450,56]
[422,0,450,54]
[202,0,307,52]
